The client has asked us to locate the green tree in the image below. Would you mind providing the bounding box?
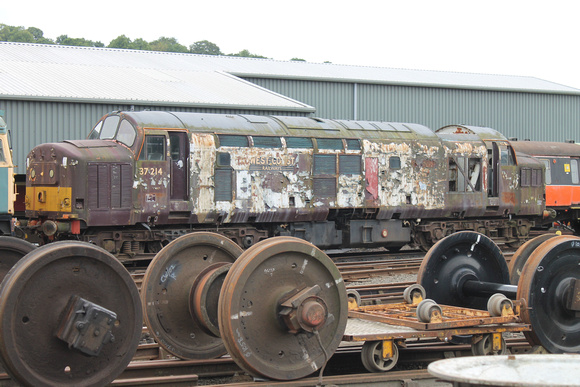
[108,34,133,49]
[0,24,54,43]
[27,27,53,43]
[149,37,188,53]
[131,38,151,51]
[227,49,267,59]
[189,40,222,55]
[108,35,151,50]
[56,35,104,47]
[290,58,306,61]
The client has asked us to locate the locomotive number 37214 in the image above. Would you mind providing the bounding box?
[139,167,163,176]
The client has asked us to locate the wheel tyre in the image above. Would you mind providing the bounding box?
[416,299,442,323]
[471,334,508,356]
[403,284,426,304]
[361,341,399,372]
[487,293,513,317]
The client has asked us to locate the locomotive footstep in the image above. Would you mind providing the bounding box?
[141,232,242,359]
[418,231,580,354]
[0,241,142,386]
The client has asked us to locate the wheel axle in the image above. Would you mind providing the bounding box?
[418,232,580,354]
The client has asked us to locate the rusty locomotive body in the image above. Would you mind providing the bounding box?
[21,111,549,260]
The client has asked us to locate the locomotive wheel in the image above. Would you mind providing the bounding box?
[0,236,36,282]
[417,232,509,310]
[218,237,348,381]
[141,232,242,360]
[0,241,142,387]
[508,234,556,285]
[517,236,580,353]
[361,340,399,372]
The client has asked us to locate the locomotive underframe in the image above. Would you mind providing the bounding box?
[24,213,536,261]
[413,217,534,250]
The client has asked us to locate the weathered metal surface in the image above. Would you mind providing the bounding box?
[508,233,557,285]
[20,110,553,257]
[0,236,35,282]
[343,317,529,343]
[417,231,510,310]
[428,354,580,386]
[349,301,521,330]
[218,237,348,381]
[0,241,142,386]
[141,232,242,360]
[516,235,580,353]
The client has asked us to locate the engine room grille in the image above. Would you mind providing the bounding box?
[88,163,132,209]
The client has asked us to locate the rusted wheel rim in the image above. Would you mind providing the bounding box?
[361,340,399,372]
[218,237,348,381]
[417,231,508,310]
[517,235,580,353]
[141,232,242,360]
[0,241,141,387]
[190,262,232,337]
[0,236,36,282]
[471,334,508,356]
[508,234,556,285]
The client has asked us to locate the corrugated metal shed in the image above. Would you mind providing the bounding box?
[2,42,579,101]
[0,43,314,112]
[2,42,580,174]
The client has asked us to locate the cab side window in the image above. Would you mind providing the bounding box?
[145,136,165,160]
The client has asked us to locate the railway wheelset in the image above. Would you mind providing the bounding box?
[0,230,578,386]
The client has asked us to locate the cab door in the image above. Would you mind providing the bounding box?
[487,141,517,215]
[136,131,170,223]
[169,132,190,213]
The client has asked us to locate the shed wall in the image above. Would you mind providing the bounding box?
[245,77,580,143]
[0,100,305,174]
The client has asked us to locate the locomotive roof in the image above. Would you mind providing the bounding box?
[436,125,508,142]
[119,111,439,140]
[510,140,580,157]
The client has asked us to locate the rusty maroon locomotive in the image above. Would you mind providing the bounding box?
[21,111,565,261]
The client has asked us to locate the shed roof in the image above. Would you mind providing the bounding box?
[0,43,314,112]
[1,42,579,111]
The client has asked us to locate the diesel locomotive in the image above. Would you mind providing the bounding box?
[19,111,571,261]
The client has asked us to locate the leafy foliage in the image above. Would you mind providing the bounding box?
[56,35,104,47]
[189,40,223,55]
[227,49,268,59]
[0,23,314,61]
[0,24,53,44]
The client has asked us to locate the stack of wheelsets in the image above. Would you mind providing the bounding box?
[0,230,577,385]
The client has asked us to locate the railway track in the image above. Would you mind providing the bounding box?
[0,335,535,385]
[0,232,564,386]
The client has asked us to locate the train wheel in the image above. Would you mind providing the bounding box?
[141,232,242,360]
[517,236,580,353]
[471,334,508,356]
[0,236,36,282]
[361,340,399,372]
[218,237,348,381]
[0,241,141,387]
[508,234,556,285]
[417,232,509,310]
